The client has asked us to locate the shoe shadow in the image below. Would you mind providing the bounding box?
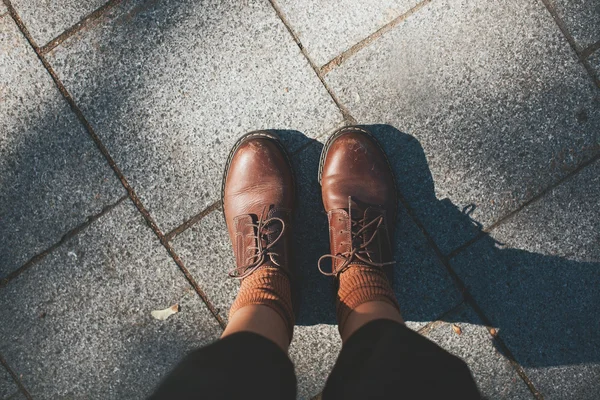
[277,125,599,372]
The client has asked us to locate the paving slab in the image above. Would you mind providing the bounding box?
[0,201,222,399]
[548,0,600,50]
[47,0,344,233]
[289,324,341,400]
[275,0,420,67]
[424,305,534,399]
[0,363,20,399]
[171,138,462,397]
[0,17,124,279]
[0,3,7,16]
[10,0,108,47]
[325,0,600,255]
[449,160,600,399]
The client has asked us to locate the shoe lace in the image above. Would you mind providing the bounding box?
[228,207,286,280]
[318,197,395,277]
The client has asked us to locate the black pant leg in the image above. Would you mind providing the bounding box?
[149,332,296,400]
[323,319,480,400]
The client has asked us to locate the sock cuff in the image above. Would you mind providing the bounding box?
[336,266,400,333]
[229,268,295,342]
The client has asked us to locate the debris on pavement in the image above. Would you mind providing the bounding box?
[151,304,180,321]
[452,324,463,335]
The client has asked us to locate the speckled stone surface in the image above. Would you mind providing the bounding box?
[6,392,28,400]
[0,201,222,399]
[0,17,124,279]
[5,392,28,400]
[449,160,600,399]
[548,0,600,50]
[325,0,600,255]
[47,0,344,233]
[10,0,108,46]
[0,3,8,16]
[424,305,535,399]
[170,210,236,321]
[290,324,341,400]
[0,363,20,399]
[275,0,420,67]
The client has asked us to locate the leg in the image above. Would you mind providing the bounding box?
[149,329,295,400]
[150,131,298,399]
[323,318,479,400]
[319,126,479,399]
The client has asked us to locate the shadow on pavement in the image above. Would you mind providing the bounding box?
[285,124,599,372]
[1,0,597,389]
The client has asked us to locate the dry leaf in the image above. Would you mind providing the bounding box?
[452,323,462,335]
[151,304,180,321]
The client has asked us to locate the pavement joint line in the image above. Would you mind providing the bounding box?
[3,0,38,48]
[483,152,600,233]
[444,231,488,260]
[165,200,222,242]
[39,0,124,55]
[444,151,600,261]
[581,40,600,60]
[3,0,227,330]
[487,333,544,399]
[0,352,33,400]
[319,0,431,76]
[539,0,600,89]
[267,0,357,124]
[416,301,466,336]
[0,195,128,288]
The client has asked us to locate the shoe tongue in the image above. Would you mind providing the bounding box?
[261,205,286,267]
[266,205,280,219]
[346,196,385,219]
[347,203,383,223]
[364,206,384,219]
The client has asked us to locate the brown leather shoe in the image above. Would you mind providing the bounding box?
[222,131,296,337]
[318,126,397,275]
[222,130,295,276]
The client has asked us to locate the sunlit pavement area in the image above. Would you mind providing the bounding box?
[1,0,599,398]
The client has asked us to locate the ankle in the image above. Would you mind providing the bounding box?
[223,304,291,352]
[336,266,401,339]
[228,267,295,345]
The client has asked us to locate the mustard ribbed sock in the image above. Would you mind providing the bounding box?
[336,266,400,333]
[229,267,295,341]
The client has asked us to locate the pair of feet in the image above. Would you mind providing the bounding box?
[221,127,402,350]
